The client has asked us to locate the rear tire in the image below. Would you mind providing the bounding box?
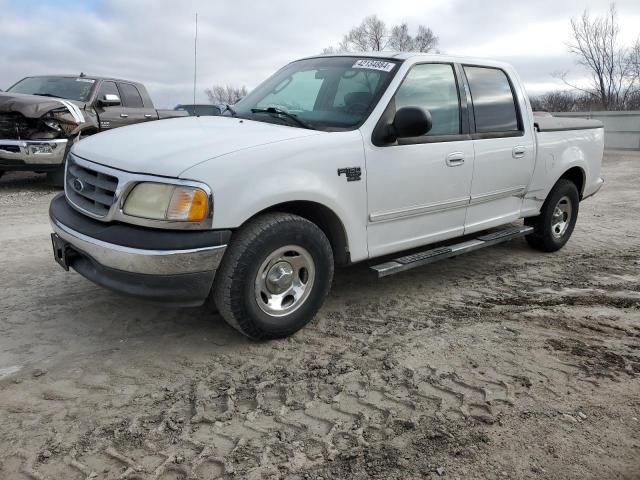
[46,164,66,188]
[46,138,75,188]
[213,213,334,339]
[525,179,579,252]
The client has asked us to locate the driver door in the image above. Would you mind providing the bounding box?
[93,81,128,130]
[364,63,474,258]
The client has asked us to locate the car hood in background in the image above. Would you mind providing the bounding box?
[72,116,324,178]
[0,92,86,119]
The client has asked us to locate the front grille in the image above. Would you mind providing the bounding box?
[0,113,34,140]
[66,155,119,217]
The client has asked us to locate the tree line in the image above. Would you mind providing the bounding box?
[534,4,640,112]
[206,6,640,113]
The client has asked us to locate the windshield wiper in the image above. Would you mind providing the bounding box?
[33,93,65,99]
[250,107,314,130]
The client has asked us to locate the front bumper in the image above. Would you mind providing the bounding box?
[49,193,229,306]
[0,139,68,168]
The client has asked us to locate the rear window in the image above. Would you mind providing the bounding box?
[464,66,519,133]
[118,83,144,108]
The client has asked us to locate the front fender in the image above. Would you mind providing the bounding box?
[180,130,369,262]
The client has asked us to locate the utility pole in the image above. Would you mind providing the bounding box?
[193,12,198,105]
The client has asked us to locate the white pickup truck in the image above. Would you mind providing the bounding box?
[49,53,604,339]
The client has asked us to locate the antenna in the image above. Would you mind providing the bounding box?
[193,12,198,105]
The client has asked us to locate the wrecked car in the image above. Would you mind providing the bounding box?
[0,75,187,185]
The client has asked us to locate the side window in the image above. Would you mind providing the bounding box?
[256,70,322,112]
[118,83,144,108]
[96,81,119,102]
[394,63,460,136]
[463,66,519,133]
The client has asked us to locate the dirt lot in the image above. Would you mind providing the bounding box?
[0,151,639,480]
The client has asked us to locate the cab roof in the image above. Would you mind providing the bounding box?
[302,51,514,70]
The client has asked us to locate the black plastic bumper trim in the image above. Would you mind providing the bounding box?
[69,248,215,306]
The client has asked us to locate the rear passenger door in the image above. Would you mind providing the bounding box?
[117,83,156,124]
[462,65,535,233]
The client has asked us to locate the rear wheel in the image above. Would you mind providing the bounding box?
[213,213,334,339]
[525,179,579,252]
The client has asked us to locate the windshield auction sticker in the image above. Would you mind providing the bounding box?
[352,59,396,72]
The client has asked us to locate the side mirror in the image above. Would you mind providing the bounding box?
[387,107,432,141]
[99,94,121,106]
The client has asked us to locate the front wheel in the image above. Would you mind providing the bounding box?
[212,213,334,339]
[525,179,579,252]
[46,164,66,188]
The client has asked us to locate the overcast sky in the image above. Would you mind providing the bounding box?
[1,0,639,108]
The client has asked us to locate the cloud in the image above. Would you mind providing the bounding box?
[1,0,639,107]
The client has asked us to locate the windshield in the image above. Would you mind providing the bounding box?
[8,76,96,102]
[230,57,400,131]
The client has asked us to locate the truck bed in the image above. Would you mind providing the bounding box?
[534,114,602,132]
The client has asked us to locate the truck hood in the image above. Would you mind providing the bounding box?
[0,92,86,119]
[72,116,324,178]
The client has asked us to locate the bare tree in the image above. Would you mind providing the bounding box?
[413,25,438,53]
[324,15,438,53]
[389,24,413,51]
[558,4,640,109]
[531,91,582,112]
[205,85,248,105]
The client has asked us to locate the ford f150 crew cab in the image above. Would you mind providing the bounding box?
[0,75,187,185]
[49,53,604,339]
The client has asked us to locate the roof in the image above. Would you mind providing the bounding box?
[300,51,514,69]
[21,74,142,84]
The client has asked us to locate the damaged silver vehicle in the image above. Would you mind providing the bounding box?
[0,75,186,185]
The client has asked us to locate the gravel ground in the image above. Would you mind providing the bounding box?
[0,151,639,480]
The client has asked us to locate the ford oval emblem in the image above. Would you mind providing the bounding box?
[72,178,84,193]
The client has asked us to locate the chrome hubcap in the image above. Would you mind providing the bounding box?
[551,195,572,239]
[255,245,315,317]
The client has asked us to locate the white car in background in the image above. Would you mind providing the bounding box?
[49,53,604,339]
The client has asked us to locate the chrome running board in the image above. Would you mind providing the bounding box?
[370,225,534,278]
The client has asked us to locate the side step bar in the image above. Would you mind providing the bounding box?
[371,225,534,278]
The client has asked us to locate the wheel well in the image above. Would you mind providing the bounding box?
[78,128,98,139]
[258,201,350,266]
[559,167,585,199]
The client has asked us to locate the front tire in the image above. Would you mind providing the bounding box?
[46,164,66,188]
[213,213,334,339]
[525,179,579,252]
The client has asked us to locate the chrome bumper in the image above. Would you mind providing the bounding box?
[0,139,68,165]
[50,216,226,276]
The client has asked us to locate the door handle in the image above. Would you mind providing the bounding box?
[445,152,465,167]
[120,113,129,118]
[144,114,153,119]
[512,146,526,158]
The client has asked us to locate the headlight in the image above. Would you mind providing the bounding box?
[123,182,209,222]
[43,118,62,131]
